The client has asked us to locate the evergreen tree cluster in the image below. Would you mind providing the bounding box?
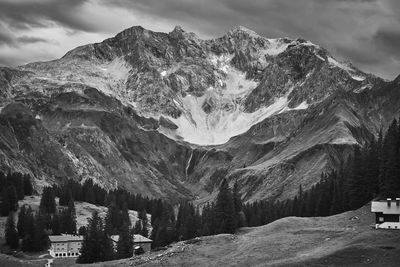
[5,186,77,252]
[54,179,162,214]
[78,205,135,263]
[0,171,33,216]
[242,118,400,227]
[77,211,114,263]
[149,180,244,248]
[242,171,349,227]
[4,204,50,252]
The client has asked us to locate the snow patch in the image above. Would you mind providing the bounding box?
[350,75,366,81]
[159,78,301,145]
[263,39,291,56]
[328,56,366,82]
[315,54,325,61]
[293,101,309,110]
[327,57,353,72]
[330,136,358,145]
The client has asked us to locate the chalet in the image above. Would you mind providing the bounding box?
[48,234,83,258]
[111,234,152,254]
[371,198,400,229]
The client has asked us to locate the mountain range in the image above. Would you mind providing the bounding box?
[0,25,399,204]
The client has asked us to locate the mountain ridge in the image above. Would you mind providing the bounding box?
[0,25,399,204]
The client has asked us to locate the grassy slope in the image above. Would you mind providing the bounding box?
[0,254,46,267]
[94,204,400,267]
[2,204,400,266]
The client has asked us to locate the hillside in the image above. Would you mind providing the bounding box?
[0,196,151,239]
[92,205,400,267]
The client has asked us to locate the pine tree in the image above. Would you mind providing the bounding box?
[141,221,149,238]
[17,205,27,238]
[66,199,77,234]
[121,202,130,228]
[77,211,114,263]
[59,187,73,206]
[23,175,33,196]
[21,207,35,252]
[39,187,56,214]
[233,181,245,227]
[348,147,370,209]
[33,214,49,251]
[7,185,18,212]
[214,179,236,234]
[133,220,142,234]
[379,119,400,196]
[117,222,133,259]
[105,202,120,235]
[5,213,19,249]
[0,188,10,216]
[52,212,61,235]
[14,174,25,200]
[78,226,87,236]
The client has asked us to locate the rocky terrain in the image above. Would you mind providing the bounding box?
[0,25,399,203]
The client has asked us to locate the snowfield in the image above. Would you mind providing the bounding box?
[159,66,307,145]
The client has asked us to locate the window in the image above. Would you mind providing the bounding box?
[55,253,58,257]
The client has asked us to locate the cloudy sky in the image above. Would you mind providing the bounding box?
[0,0,399,79]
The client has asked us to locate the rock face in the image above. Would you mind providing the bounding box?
[0,25,399,203]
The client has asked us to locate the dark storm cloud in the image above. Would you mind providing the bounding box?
[0,0,399,79]
[373,27,400,59]
[0,30,14,46]
[16,36,50,45]
[0,0,94,32]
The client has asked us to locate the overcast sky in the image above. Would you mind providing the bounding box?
[0,0,399,79]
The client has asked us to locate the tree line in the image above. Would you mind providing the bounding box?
[0,171,33,216]
[150,118,400,246]
[54,178,164,215]
[4,186,76,252]
[238,118,400,228]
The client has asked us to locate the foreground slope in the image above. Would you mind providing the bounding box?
[96,205,400,267]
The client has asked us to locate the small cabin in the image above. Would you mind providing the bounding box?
[371,198,400,229]
[111,234,152,254]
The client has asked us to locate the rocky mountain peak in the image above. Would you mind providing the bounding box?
[115,25,146,39]
[228,25,261,38]
[169,25,200,43]
[171,25,185,34]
